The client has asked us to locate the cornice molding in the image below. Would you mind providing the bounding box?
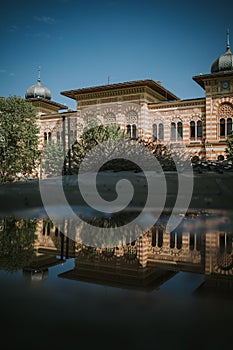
[148,98,205,110]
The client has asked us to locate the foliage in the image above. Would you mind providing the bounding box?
[225,132,233,158]
[0,95,40,183]
[41,141,64,177]
[138,139,176,170]
[0,217,37,271]
[68,123,127,173]
[65,119,186,174]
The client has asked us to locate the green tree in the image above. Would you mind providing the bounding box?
[225,132,233,158]
[69,123,126,173]
[0,217,37,271]
[42,141,64,177]
[0,95,40,182]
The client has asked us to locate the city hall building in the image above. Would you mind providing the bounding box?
[25,35,233,161]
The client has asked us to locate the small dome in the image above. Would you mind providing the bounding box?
[211,48,233,73]
[211,31,233,73]
[25,69,51,100]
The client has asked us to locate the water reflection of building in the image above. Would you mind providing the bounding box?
[33,218,233,279]
[34,219,75,259]
[2,216,232,289]
[28,217,233,295]
[20,219,76,281]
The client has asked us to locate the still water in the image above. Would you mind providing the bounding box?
[0,212,233,350]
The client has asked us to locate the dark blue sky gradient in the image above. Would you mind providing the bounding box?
[1,0,233,109]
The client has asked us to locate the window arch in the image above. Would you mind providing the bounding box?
[171,122,176,141]
[197,120,202,139]
[220,118,225,137]
[190,120,202,140]
[153,124,157,141]
[126,111,138,124]
[44,132,47,144]
[48,132,52,142]
[170,231,175,248]
[44,131,52,144]
[227,118,232,136]
[151,226,163,248]
[132,124,137,139]
[126,124,131,138]
[126,124,137,139]
[105,112,116,124]
[177,122,183,140]
[158,227,163,248]
[219,103,233,138]
[219,103,233,118]
[171,122,182,141]
[159,123,164,140]
[190,233,201,251]
[190,121,195,139]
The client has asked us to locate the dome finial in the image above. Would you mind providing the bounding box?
[38,66,41,82]
[227,28,231,52]
[25,67,51,100]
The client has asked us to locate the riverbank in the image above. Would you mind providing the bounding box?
[0,171,233,217]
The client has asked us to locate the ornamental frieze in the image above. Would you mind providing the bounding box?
[79,100,97,106]
[76,87,144,101]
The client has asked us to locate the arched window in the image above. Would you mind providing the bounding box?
[126,111,138,124]
[159,123,164,141]
[132,124,137,139]
[55,227,59,237]
[219,233,226,254]
[105,112,116,124]
[197,121,202,139]
[196,234,201,251]
[170,231,175,248]
[153,124,157,141]
[151,226,163,248]
[190,233,201,251]
[219,233,233,254]
[190,121,195,139]
[177,233,182,249]
[126,124,131,138]
[177,122,183,140]
[227,118,232,136]
[220,118,225,137]
[219,103,233,138]
[126,125,137,139]
[158,227,163,248]
[44,132,47,144]
[48,132,52,143]
[190,233,195,250]
[151,227,156,247]
[171,122,176,141]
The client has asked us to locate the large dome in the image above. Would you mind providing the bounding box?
[211,32,233,73]
[25,70,51,100]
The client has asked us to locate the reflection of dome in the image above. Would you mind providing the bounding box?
[23,268,49,281]
[211,31,233,73]
[25,69,51,100]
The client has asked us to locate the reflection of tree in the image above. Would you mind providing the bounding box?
[77,213,141,248]
[0,217,37,271]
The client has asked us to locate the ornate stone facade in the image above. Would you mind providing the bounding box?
[26,37,233,162]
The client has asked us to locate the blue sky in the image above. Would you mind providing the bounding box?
[1,0,233,110]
